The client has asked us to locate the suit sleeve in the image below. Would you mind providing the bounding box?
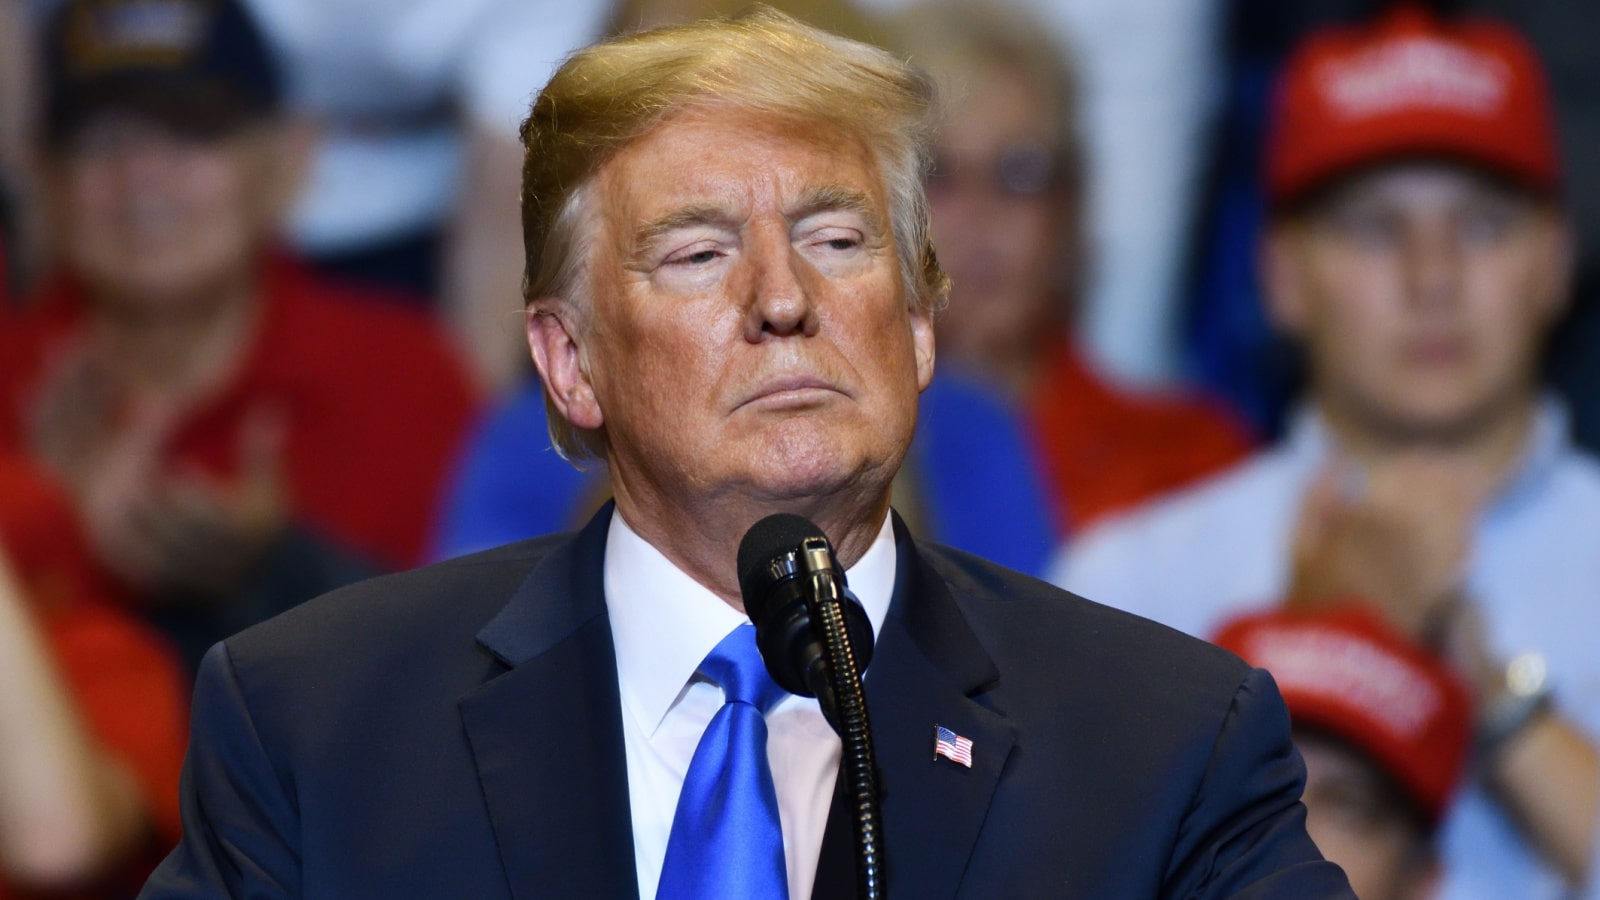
[139,642,301,899]
[1161,667,1355,899]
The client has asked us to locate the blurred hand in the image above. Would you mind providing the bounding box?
[54,398,289,600]
[1287,451,1489,639]
[27,344,119,491]
[1434,597,1502,703]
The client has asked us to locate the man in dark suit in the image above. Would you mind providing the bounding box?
[142,8,1352,898]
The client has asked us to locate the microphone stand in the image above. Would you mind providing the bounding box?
[796,541,884,900]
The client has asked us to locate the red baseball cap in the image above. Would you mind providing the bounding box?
[1265,5,1560,207]
[1213,605,1474,825]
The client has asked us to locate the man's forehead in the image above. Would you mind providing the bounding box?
[597,108,888,228]
[1315,160,1537,210]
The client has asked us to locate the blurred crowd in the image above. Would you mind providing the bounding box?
[0,0,1597,897]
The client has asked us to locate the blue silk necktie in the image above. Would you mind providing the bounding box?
[656,623,790,900]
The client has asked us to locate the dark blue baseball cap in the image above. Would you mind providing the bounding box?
[43,0,283,145]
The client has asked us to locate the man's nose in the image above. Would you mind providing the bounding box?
[1403,222,1462,311]
[104,129,188,180]
[743,235,820,341]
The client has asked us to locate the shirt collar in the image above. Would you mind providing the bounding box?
[604,508,896,737]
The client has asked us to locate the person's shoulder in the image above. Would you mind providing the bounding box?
[911,540,1348,896]
[1058,348,1251,449]
[1064,447,1293,569]
[0,274,84,382]
[915,539,1249,683]
[266,259,471,376]
[1043,447,1301,636]
[1549,443,1600,499]
[223,533,568,677]
[262,258,479,420]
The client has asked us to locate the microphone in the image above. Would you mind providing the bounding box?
[738,513,874,724]
[738,513,885,899]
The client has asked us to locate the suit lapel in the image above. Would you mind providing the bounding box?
[459,505,640,900]
[813,517,1017,900]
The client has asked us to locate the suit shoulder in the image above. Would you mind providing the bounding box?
[915,540,1249,686]
[225,533,570,668]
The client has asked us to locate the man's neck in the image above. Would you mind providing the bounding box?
[1315,392,1541,496]
[85,274,262,410]
[608,481,892,613]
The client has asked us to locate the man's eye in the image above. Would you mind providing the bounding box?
[669,248,721,266]
[1330,210,1398,247]
[808,230,861,253]
[1459,206,1514,243]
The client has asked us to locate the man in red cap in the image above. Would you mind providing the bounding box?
[1056,8,1600,896]
[1216,607,1474,900]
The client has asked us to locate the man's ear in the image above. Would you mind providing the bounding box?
[527,301,604,431]
[1533,212,1576,327]
[911,304,936,392]
[1260,224,1310,339]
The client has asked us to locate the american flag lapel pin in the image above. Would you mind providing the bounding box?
[934,725,974,768]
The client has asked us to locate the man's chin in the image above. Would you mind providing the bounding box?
[744,465,867,504]
[1360,391,1523,445]
[737,448,895,510]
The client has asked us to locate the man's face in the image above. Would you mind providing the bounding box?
[1298,732,1437,900]
[557,108,934,512]
[1265,164,1569,440]
[50,112,291,310]
[926,66,1069,375]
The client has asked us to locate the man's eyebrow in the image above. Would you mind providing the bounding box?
[630,187,885,251]
[632,205,740,250]
[788,185,885,233]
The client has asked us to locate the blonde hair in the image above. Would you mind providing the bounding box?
[604,0,885,44]
[519,4,948,461]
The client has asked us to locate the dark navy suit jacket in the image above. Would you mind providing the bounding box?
[141,507,1352,898]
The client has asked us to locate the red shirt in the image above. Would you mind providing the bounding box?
[0,454,188,899]
[1028,338,1254,533]
[0,256,480,570]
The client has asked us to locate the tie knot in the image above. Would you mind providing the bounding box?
[700,624,787,714]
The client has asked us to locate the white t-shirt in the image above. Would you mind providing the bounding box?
[1051,401,1600,900]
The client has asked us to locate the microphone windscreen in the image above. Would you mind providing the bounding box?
[738,513,826,606]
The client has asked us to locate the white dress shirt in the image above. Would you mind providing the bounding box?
[604,511,896,900]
